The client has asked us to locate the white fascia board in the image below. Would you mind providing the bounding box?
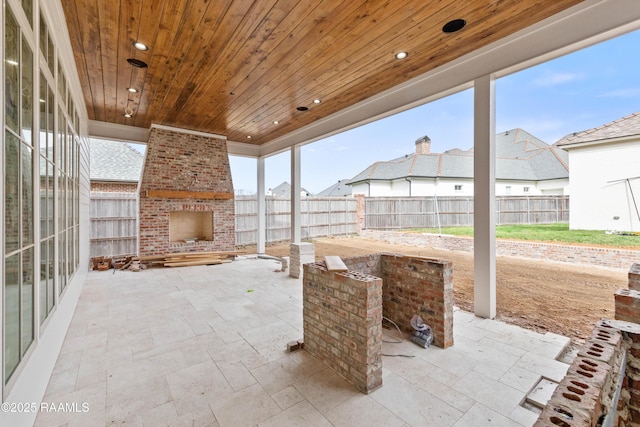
[259,0,640,157]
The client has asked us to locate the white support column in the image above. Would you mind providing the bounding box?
[473,74,497,319]
[291,145,302,243]
[257,157,266,254]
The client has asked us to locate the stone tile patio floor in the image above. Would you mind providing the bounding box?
[35,256,572,427]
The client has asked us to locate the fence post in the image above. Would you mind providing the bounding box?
[328,200,332,236]
[345,197,348,236]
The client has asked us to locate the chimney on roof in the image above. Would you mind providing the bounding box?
[415,135,431,155]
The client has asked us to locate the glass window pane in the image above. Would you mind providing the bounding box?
[58,232,67,293]
[58,169,64,231]
[48,164,54,238]
[40,71,46,135]
[22,247,34,355]
[47,34,54,75]
[39,11,46,58]
[5,253,20,383]
[22,144,34,245]
[21,0,33,28]
[40,157,47,237]
[40,240,48,324]
[5,8,20,132]
[47,88,54,160]
[22,35,34,145]
[48,238,55,312]
[5,131,21,253]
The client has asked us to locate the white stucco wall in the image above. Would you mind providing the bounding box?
[350,177,567,197]
[566,139,640,231]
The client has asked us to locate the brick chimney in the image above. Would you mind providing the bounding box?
[415,135,431,155]
[138,126,236,256]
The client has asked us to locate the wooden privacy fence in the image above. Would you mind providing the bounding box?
[89,193,568,257]
[235,196,358,245]
[365,195,569,230]
[90,192,138,258]
[89,194,357,257]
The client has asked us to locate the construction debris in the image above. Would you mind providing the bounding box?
[287,339,305,352]
[324,255,348,271]
[139,250,247,268]
[91,251,247,271]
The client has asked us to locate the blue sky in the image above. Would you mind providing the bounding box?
[230,29,640,195]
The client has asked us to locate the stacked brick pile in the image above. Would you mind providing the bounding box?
[535,263,640,426]
[289,242,315,278]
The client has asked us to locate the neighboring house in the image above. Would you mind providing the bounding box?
[348,129,569,197]
[268,181,311,198]
[316,179,353,196]
[556,112,640,232]
[90,139,144,192]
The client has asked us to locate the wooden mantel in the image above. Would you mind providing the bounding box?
[140,190,234,200]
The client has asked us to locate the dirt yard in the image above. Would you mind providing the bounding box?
[263,236,629,343]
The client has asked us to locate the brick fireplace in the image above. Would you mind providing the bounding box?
[138,126,235,256]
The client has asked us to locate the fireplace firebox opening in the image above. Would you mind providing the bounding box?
[169,211,213,242]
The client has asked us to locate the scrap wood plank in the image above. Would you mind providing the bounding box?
[324,256,348,271]
[164,250,247,258]
[164,259,233,267]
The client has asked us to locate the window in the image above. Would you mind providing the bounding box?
[523,186,530,193]
[505,185,512,195]
[454,185,462,191]
[4,5,35,383]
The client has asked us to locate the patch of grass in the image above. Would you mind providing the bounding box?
[407,223,640,248]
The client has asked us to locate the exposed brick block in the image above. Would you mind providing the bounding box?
[615,289,640,324]
[630,264,640,291]
[534,401,592,427]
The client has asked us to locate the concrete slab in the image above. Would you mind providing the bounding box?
[34,258,573,427]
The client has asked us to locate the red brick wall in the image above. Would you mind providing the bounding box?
[629,263,640,291]
[91,182,138,193]
[381,254,454,348]
[303,262,383,394]
[536,270,640,426]
[535,320,627,427]
[139,127,235,256]
[343,253,453,349]
[354,194,366,233]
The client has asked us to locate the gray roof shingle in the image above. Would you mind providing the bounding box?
[90,139,144,182]
[316,179,353,196]
[348,128,569,184]
[556,111,640,147]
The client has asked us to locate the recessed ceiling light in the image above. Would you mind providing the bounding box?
[123,113,132,118]
[246,135,252,139]
[127,87,138,93]
[133,42,149,51]
[273,120,279,125]
[442,19,466,33]
[296,106,308,112]
[127,58,148,68]
[395,51,408,60]
[124,107,133,118]
[313,99,321,104]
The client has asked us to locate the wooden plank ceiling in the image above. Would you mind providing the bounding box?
[61,0,582,145]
